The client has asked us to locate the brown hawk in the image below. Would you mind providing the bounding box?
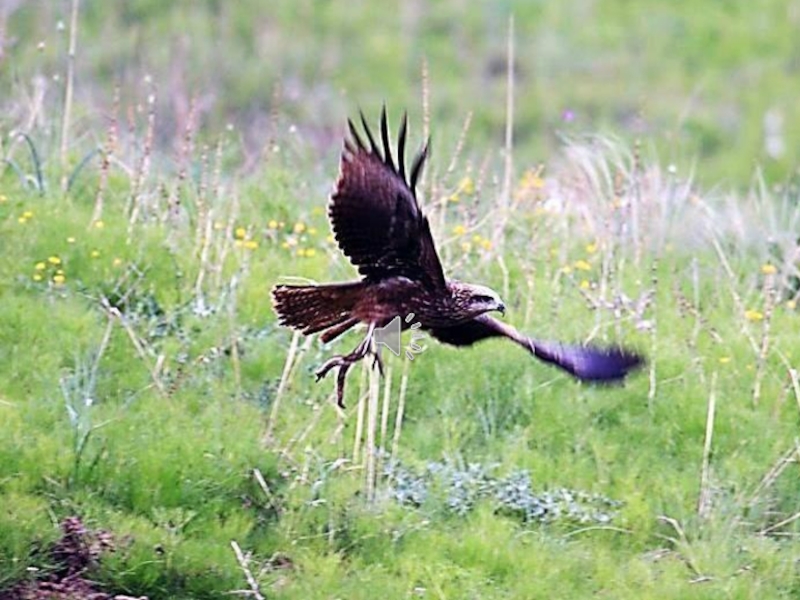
[273,109,643,406]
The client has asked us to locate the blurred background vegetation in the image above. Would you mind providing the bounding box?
[2,0,799,187]
[3,2,800,597]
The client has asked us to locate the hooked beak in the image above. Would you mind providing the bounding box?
[496,302,506,316]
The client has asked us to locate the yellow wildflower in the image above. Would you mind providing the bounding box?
[448,193,460,203]
[761,263,777,275]
[459,176,475,195]
[35,262,46,271]
[32,273,43,282]
[93,220,104,229]
[66,236,76,244]
[561,265,573,275]
[90,250,101,258]
[574,259,591,271]
[235,226,247,239]
[461,242,472,253]
[787,300,797,310]
[579,279,590,290]
[52,274,66,285]
[305,248,316,258]
[113,258,123,267]
[719,357,731,364]
[744,309,763,322]
[48,256,61,265]
[243,240,259,250]
[268,219,279,229]
[453,225,467,236]
[213,221,225,230]
[18,216,27,224]
[22,210,33,219]
[585,242,598,254]
[293,222,306,234]
[296,248,306,257]
[481,239,492,251]
[472,234,483,243]
[308,227,318,235]
[326,234,335,244]
[281,241,290,249]
[0,194,7,203]
[521,170,545,189]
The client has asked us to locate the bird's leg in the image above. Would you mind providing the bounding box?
[315,323,380,407]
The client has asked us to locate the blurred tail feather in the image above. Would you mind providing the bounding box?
[272,282,364,338]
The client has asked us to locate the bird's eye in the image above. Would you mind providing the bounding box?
[474,295,495,304]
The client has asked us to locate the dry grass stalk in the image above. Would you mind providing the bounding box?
[100,297,167,399]
[212,195,239,293]
[264,330,301,445]
[752,272,777,406]
[420,57,430,157]
[59,0,80,193]
[648,259,659,405]
[166,96,197,234]
[491,14,515,252]
[253,468,280,514]
[697,371,717,518]
[90,84,119,225]
[282,402,327,460]
[378,362,393,470]
[351,361,369,463]
[230,540,266,600]
[364,356,381,503]
[784,357,800,417]
[759,509,800,536]
[435,111,474,239]
[710,235,758,354]
[390,356,411,462]
[127,86,156,233]
[748,441,800,506]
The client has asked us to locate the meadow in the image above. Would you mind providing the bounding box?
[2,2,800,598]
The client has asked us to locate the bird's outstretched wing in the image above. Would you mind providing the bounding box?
[429,315,643,382]
[329,107,446,289]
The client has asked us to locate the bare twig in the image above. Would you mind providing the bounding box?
[230,541,265,600]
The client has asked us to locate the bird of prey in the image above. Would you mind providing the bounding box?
[272,109,643,407]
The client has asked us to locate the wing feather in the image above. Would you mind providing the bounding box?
[329,110,445,288]
[429,315,643,382]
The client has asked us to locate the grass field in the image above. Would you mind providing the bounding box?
[2,2,800,598]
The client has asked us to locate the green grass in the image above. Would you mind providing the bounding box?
[3,2,800,598]
[2,131,800,597]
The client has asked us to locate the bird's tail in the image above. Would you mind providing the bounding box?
[272,282,364,341]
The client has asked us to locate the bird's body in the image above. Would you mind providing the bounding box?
[272,109,643,406]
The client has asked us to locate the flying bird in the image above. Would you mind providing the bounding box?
[272,109,643,407]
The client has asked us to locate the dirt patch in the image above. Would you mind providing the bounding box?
[0,517,146,600]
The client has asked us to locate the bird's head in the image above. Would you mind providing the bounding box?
[450,282,506,319]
